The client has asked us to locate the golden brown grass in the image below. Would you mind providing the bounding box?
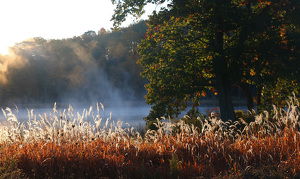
[0,97,299,178]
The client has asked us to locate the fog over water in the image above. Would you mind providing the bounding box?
[0,101,247,128]
[0,102,150,126]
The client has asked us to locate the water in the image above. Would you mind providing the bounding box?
[0,104,151,126]
[0,102,247,127]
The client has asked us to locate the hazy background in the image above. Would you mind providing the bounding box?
[0,21,152,125]
[0,0,167,125]
[0,21,149,104]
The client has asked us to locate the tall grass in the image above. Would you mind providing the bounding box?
[0,96,299,178]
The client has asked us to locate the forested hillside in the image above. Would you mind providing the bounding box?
[0,21,148,106]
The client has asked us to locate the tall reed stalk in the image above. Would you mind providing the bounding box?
[0,96,299,178]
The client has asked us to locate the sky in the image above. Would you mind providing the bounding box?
[0,0,158,55]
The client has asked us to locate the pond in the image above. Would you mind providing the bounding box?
[0,102,247,127]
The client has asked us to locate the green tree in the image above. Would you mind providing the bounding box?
[229,1,300,111]
[111,0,299,123]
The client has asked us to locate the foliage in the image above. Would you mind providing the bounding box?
[111,0,300,124]
[169,154,180,178]
[138,14,213,122]
[260,79,300,111]
[0,96,300,178]
[0,155,19,176]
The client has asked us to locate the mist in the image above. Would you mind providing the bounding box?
[0,21,150,125]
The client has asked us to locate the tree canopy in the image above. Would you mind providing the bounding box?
[111,0,299,123]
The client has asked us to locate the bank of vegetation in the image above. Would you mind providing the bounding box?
[0,96,299,178]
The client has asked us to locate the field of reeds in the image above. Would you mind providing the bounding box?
[0,96,300,178]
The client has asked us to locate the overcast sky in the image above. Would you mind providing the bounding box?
[0,0,158,54]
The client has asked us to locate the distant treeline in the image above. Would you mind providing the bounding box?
[0,21,148,105]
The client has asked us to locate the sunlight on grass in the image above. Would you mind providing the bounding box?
[0,96,299,178]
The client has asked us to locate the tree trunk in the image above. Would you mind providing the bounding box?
[212,18,236,121]
[239,82,254,111]
[256,85,263,112]
[215,69,236,121]
[213,52,236,121]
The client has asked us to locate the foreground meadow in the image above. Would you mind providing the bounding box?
[0,97,299,178]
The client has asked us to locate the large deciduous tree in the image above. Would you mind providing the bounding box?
[111,0,299,123]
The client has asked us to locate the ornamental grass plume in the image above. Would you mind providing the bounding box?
[0,95,299,178]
